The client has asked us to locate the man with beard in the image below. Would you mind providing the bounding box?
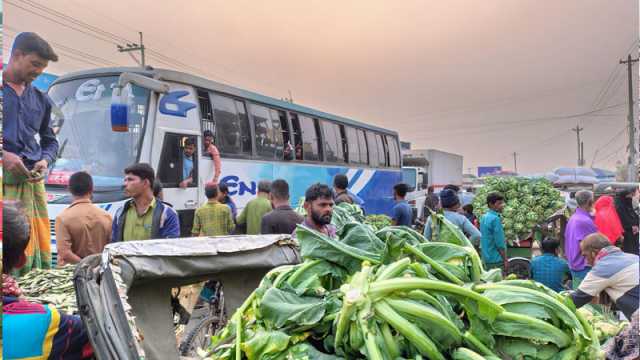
[294,183,336,238]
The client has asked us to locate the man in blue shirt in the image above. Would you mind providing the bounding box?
[480,192,509,272]
[179,137,197,188]
[391,183,413,226]
[3,32,60,273]
[530,237,570,292]
[424,188,481,245]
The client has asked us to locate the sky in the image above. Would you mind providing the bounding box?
[4,0,639,174]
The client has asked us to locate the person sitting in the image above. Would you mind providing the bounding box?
[424,188,481,245]
[571,233,639,320]
[179,137,197,189]
[3,201,94,359]
[530,238,570,292]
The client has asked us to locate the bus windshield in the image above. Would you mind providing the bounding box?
[47,76,150,192]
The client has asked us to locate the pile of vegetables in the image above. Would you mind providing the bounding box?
[202,212,615,359]
[472,177,565,242]
[365,214,392,231]
[577,305,628,344]
[17,265,77,314]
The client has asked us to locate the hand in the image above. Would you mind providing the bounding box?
[33,159,48,173]
[3,151,30,177]
[179,179,192,189]
[633,226,639,235]
[503,259,509,274]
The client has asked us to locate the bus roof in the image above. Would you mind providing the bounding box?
[52,66,398,136]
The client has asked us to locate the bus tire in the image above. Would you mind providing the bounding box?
[178,209,195,237]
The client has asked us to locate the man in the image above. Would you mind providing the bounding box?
[615,188,639,255]
[423,185,440,217]
[218,182,238,220]
[112,163,180,242]
[237,180,273,235]
[530,238,570,292]
[296,183,337,238]
[425,188,481,244]
[571,233,639,320]
[3,32,60,274]
[3,201,94,359]
[261,179,304,234]
[564,190,598,288]
[203,130,222,185]
[480,192,508,272]
[180,138,197,188]
[55,171,112,266]
[192,184,235,236]
[391,183,413,226]
[333,174,353,204]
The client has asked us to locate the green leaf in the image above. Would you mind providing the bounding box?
[260,288,327,329]
[495,337,558,360]
[241,330,291,360]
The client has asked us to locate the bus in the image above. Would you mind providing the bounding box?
[45,67,402,243]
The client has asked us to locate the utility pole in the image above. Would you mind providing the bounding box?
[572,124,584,166]
[117,32,146,68]
[512,152,518,174]
[620,54,639,182]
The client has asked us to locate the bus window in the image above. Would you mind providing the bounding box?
[375,133,387,167]
[366,131,380,167]
[271,109,292,161]
[346,126,359,164]
[250,103,284,160]
[289,113,303,160]
[386,135,400,167]
[158,134,198,188]
[300,115,321,161]
[211,94,251,156]
[197,90,215,137]
[322,120,345,163]
[357,129,368,165]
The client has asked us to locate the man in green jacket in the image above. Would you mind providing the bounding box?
[237,180,272,234]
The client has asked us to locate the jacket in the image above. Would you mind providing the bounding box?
[111,198,180,242]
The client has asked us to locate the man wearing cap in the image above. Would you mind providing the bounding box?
[424,188,481,245]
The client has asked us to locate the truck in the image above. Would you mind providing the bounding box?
[401,149,463,221]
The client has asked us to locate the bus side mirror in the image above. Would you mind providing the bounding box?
[110,85,129,132]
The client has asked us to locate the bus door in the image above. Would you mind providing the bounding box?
[155,129,201,236]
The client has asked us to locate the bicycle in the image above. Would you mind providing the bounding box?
[178,280,227,357]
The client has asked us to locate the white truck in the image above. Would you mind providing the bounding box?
[402,149,464,221]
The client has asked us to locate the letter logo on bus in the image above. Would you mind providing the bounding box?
[159,91,196,117]
[220,175,257,196]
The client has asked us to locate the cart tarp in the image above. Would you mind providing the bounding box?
[75,235,301,360]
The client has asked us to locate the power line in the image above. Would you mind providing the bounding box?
[5,26,120,67]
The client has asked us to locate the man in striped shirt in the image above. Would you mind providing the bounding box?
[571,233,639,320]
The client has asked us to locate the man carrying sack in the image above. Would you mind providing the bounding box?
[3,32,60,274]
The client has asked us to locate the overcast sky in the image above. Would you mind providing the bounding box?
[4,0,639,174]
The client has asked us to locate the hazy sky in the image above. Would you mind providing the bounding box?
[4,0,639,174]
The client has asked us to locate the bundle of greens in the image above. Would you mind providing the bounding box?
[364,215,392,231]
[204,216,614,359]
[472,177,565,242]
[17,265,77,314]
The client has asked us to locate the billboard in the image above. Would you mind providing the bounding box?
[478,166,502,177]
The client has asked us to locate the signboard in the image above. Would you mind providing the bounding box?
[478,166,502,177]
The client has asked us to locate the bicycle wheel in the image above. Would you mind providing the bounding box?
[179,315,221,356]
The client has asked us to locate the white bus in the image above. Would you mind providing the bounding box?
[45,67,402,249]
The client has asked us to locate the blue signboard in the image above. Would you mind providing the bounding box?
[478,166,502,177]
